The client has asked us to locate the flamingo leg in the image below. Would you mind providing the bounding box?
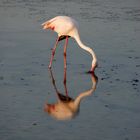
[63,36,69,69]
[49,37,59,68]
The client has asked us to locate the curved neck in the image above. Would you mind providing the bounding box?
[74,88,94,107]
[74,73,97,107]
[73,33,97,69]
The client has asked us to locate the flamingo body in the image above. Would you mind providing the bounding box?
[42,16,97,72]
[44,69,98,120]
[42,16,78,37]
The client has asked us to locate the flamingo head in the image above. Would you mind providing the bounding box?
[87,62,98,74]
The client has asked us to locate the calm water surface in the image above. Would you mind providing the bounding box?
[0,0,140,140]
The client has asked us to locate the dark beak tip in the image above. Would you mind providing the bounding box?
[86,70,95,74]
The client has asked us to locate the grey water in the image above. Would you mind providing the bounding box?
[0,0,140,140]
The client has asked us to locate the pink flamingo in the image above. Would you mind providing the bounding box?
[42,16,97,73]
[44,69,98,120]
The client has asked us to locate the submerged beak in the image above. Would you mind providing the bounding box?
[87,70,95,74]
[87,63,98,73]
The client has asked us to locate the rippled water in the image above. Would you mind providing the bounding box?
[0,0,140,140]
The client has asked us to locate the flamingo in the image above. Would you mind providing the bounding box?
[44,69,98,120]
[42,16,97,73]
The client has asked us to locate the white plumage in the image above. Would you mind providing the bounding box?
[42,16,97,72]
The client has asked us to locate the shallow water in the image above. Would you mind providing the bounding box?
[0,0,140,140]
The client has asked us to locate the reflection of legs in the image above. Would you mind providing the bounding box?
[49,37,59,68]
[49,68,69,99]
[63,68,68,96]
[64,36,69,69]
[49,69,59,94]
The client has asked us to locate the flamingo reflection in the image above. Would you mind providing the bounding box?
[44,69,98,120]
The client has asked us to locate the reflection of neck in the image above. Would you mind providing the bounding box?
[74,88,93,108]
[74,74,97,107]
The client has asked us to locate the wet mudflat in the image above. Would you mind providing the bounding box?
[0,0,140,140]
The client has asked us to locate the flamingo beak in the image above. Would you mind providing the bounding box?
[87,70,95,74]
[87,63,98,74]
